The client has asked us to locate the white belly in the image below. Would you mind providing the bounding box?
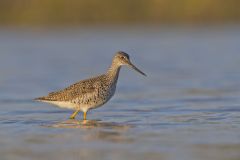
[37,100,77,110]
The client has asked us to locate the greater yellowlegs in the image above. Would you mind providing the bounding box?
[35,51,146,120]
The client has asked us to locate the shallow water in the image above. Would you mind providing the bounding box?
[0,26,240,160]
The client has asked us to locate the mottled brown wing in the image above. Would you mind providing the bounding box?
[35,78,96,101]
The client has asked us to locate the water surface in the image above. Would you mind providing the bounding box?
[0,26,240,160]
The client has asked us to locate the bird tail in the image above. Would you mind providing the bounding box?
[34,96,47,101]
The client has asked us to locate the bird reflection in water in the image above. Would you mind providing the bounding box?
[45,119,132,130]
[44,119,130,130]
[43,119,134,143]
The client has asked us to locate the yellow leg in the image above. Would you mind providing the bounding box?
[83,112,87,120]
[69,110,79,119]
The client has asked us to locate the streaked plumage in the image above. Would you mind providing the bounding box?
[35,51,146,120]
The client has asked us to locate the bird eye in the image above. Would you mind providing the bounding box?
[120,56,125,59]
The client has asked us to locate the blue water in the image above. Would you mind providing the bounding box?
[0,26,240,160]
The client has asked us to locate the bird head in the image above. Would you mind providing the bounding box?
[113,51,146,76]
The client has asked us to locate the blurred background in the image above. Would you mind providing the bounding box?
[0,0,240,26]
[0,1,240,160]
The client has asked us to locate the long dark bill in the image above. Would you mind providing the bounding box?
[128,62,147,76]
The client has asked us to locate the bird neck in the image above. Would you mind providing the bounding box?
[106,62,121,84]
